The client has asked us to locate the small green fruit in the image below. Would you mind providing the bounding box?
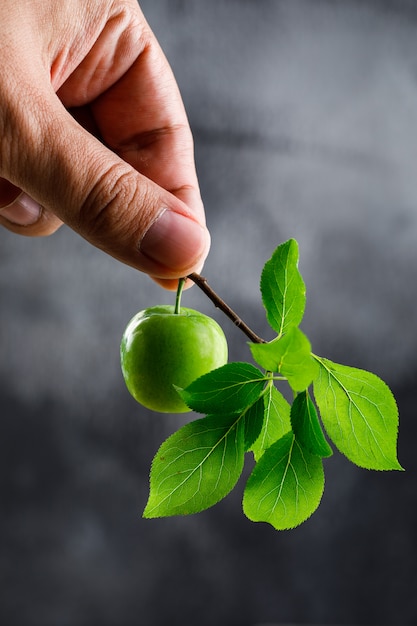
[120,305,228,413]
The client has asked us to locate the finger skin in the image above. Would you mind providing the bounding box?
[0,0,209,287]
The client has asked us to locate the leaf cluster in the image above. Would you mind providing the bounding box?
[144,239,402,530]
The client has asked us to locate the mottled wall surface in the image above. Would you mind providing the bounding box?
[1,1,417,624]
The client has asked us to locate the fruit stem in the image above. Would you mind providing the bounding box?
[175,278,186,314]
[187,273,266,344]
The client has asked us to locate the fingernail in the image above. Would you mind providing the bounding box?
[0,192,41,226]
[140,209,209,271]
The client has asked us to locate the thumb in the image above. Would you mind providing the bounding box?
[2,92,210,287]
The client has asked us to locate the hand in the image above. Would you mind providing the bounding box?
[0,0,209,289]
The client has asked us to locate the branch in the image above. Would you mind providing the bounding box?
[187,273,266,344]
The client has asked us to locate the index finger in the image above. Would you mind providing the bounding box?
[64,12,204,222]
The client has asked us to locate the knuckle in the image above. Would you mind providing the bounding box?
[77,163,157,246]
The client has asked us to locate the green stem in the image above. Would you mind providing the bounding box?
[174,278,186,314]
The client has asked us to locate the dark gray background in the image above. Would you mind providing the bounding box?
[1,1,416,624]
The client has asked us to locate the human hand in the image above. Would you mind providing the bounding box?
[0,0,209,289]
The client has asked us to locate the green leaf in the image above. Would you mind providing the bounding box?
[291,390,332,458]
[144,413,245,518]
[260,238,306,336]
[178,362,266,414]
[313,357,402,470]
[243,432,324,530]
[250,327,318,391]
[250,384,291,461]
[244,395,266,451]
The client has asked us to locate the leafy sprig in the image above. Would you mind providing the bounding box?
[143,239,402,530]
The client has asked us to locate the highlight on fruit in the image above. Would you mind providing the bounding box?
[120,304,228,413]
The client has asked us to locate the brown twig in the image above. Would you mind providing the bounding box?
[187,273,266,344]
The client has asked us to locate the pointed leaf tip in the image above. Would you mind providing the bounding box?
[249,384,291,461]
[260,239,306,336]
[243,432,325,530]
[291,390,333,458]
[313,357,402,471]
[144,413,245,518]
[179,362,266,414]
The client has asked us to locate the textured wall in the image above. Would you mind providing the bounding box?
[1,1,417,624]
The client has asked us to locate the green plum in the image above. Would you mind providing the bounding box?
[120,305,228,413]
